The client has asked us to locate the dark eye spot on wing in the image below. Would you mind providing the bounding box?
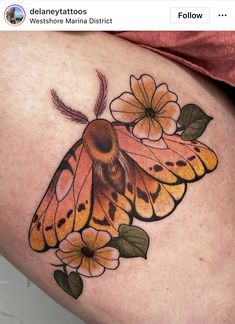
[194,147,201,153]
[176,160,187,167]
[78,203,85,212]
[57,218,66,228]
[33,214,39,223]
[188,155,196,161]
[137,187,149,203]
[67,209,73,218]
[127,183,133,194]
[150,186,161,203]
[154,164,163,172]
[93,217,110,226]
[45,225,54,231]
[111,191,118,202]
[109,202,116,221]
[166,161,174,167]
[36,222,41,231]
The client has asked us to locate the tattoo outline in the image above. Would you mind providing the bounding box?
[29,71,218,299]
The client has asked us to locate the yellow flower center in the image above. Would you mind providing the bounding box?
[145,107,155,118]
[81,246,94,258]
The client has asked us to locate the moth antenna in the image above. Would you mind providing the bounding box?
[51,89,89,124]
[94,70,108,119]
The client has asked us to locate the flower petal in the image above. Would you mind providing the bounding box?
[131,74,156,107]
[157,117,177,135]
[82,227,111,250]
[56,250,78,261]
[158,102,181,121]
[59,232,84,252]
[66,256,83,268]
[148,118,163,141]
[94,247,120,270]
[152,84,178,111]
[95,257,119,270]
[132,117,150,139]
[56,250,83,268]
[110,92,144,123]
[95,246,120,260]
[78,256,105,277]
[133,117,162,141]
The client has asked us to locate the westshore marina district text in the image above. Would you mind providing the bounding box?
[30,17,112,24]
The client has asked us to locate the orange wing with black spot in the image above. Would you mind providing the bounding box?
[86,144,186,236]
[115,125,218,184]
[89,174,133,237]
[112,125,217,223]
[29,140,93,252]
[122,155,187,221]
[30,122,218,248]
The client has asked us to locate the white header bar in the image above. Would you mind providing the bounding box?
[0,1,234,31]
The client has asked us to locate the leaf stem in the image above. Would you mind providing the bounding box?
[63,263,68,276]
[176,126,185,132]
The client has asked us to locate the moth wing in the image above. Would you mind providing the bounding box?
[115,125,217,184]
[122,154,186,221]
[115,125,178,184]
[163,134,218,174]
[89,175,132,237]
[29,140,92,252]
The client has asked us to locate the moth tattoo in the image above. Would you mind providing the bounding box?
[29,71,218,299]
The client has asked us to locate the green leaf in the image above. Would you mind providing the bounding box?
[178,104,213,140]
[54,270,83,299]
[108,224,149,259]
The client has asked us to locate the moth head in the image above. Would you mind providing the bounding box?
[83,119,119,165]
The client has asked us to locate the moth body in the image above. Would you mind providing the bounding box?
[83,119,125,193]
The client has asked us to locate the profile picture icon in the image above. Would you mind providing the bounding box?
[5,5,26,26]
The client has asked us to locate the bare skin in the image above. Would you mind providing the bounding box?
[0,32,234,324]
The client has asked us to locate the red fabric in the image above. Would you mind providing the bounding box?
[112,32,235,87]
